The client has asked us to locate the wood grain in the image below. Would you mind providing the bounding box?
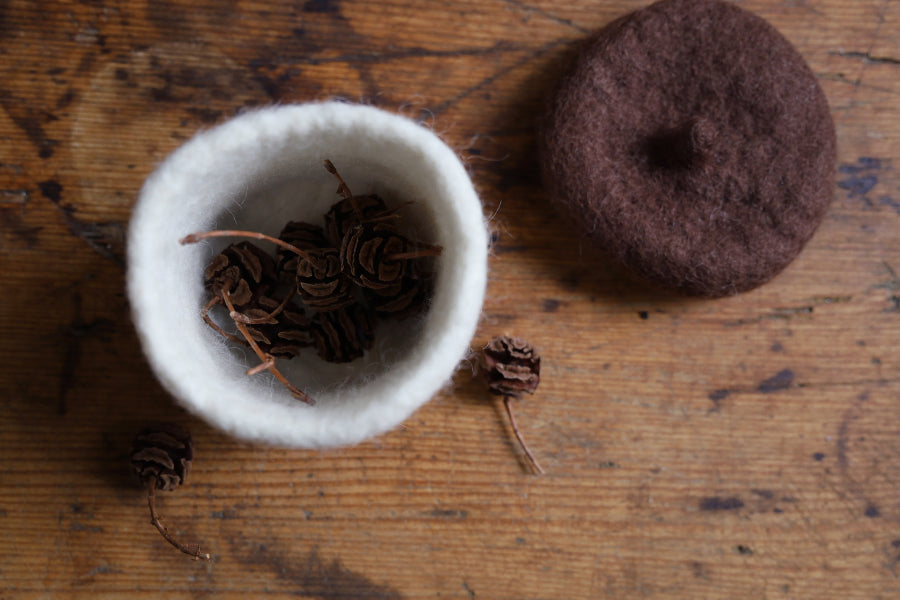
[1,0,898,598]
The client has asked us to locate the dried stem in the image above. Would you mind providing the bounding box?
[245,357,275,376]
[386,246,443,261]
[180,230,311,258]
[146,483,211,560]
[230,292,292,325]
[323,159,363,220]
[502,395,544,475]
[201,296,250,345]
[221,291,314,405]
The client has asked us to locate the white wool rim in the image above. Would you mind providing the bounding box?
[127,102,488,448]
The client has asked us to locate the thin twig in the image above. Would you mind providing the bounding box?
[221,291,313,405]
[386,246,443,262]
[503,395,544,475]
[324,159,363,220]
[180,230,309,258]
[147,484,211,560]
[201,295,249,344]
[230,292,293,325]
[245,356,275,376]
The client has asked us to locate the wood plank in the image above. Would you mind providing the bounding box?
[1,0,899,598]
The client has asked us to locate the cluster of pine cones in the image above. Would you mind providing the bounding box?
[185,160,441,402]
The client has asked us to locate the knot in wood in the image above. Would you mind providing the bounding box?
[130,423,194,492]
[323,194,388,247]
[482,336,541,398]
[311,304,376,363]
[295,247,356,311]
[204,242,277,308]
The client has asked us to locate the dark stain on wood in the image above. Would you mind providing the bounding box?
[813,452,826,461]
[69,521,104,533]
[542,298,561,312]
[56,89,77,110]
[699,496,744,512]
[239,544,405,600]
[38,180,126,265]
[707,388,730,412]
[424,508,468,519]
[757,369,794,393]
[0,92,59,158]
[38,180,63,203]
[838,157,886,205]
[303,0,342,13]
[734,545,753,555]
[637,310,649,320]
[210,509,238,520]
[870,262,900,313]
[864,503,881,518]
[57,292,115,415]
[185,106,224,124]
[0,209,42,247]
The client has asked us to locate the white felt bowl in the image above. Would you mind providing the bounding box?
[128,102,487,448]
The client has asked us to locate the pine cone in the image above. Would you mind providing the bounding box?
[482,336,541,398]
[364,271,432,320]
[295,247,356,311]
[204,242,277,308]
[277,221,329,282]
[340,221,411,290]
[130,423,194,492]
[323,194,388,247]
[310,304,376,363]
[242,295,312,359]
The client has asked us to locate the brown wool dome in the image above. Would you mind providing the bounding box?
[539,0,836,297]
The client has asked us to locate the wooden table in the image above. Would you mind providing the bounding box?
[1,1,898,598]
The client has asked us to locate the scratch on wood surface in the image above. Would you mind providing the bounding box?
[280,41,517,66]
[500,0,591,34]
[424,37,576,118]
[831,51,900,66]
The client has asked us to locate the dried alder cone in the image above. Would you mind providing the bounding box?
[130,423,211,560]
[180,159,441,401]
[482,335,541,398]
[481,336,544,475]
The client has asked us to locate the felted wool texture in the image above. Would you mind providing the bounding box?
[539,0,836,297]
[128,102,488,448]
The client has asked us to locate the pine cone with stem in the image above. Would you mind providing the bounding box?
[323,194,389,247]
[204,241,277,309]
[130,422,193,492]
[277,221,330,282]
[340,221,412,290]
[295,247,357,311]
[240,295,313,359]
[482,335,541,398]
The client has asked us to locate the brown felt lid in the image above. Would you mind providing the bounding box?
[539,0,836,297]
